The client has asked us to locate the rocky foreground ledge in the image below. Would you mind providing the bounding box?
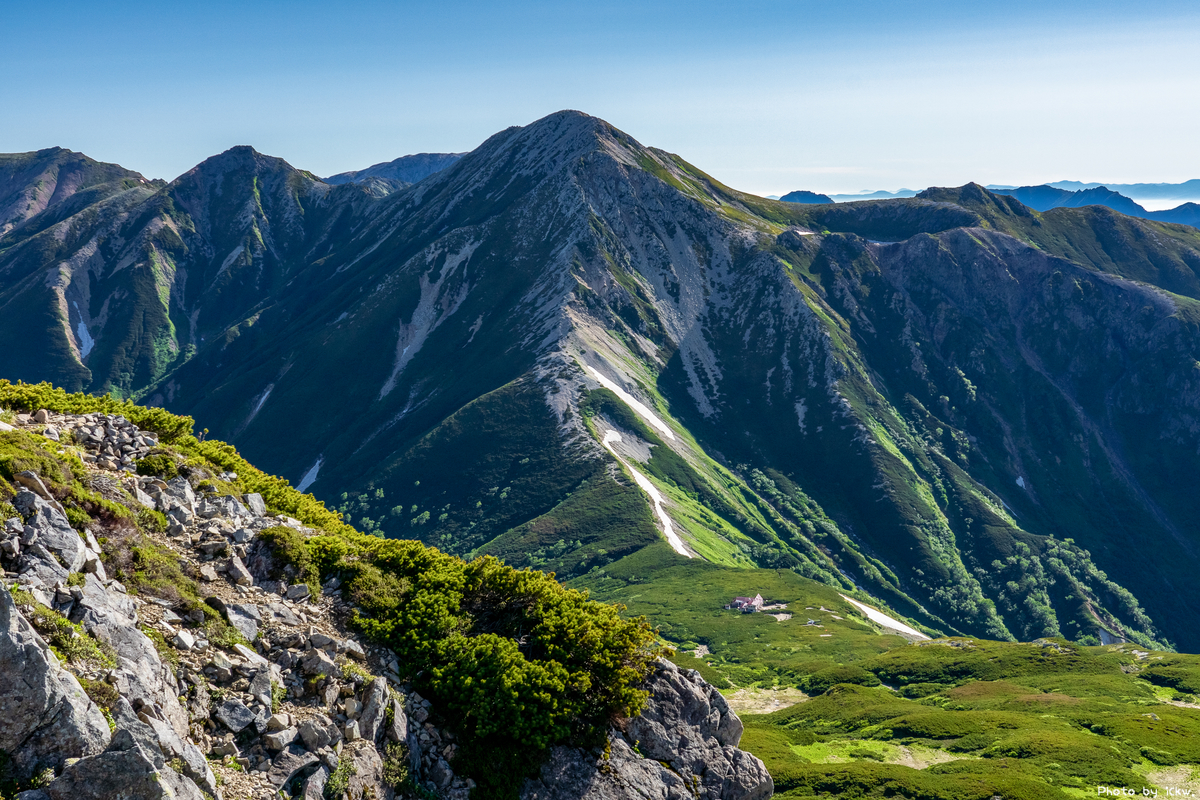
[0,409,772,800]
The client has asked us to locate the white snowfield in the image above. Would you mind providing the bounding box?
[602,430,691,558]
[587,366,676,441]
[296,456,324,493]
[840,594,929,639]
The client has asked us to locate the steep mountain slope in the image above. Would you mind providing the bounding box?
[0,147,151,237]
[0,146,382,396]
[4,114,1200,653]
[324,152,464,187]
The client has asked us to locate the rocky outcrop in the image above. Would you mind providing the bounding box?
[521,660,772,800]
[0,408,773,800]
[0,586,110,781]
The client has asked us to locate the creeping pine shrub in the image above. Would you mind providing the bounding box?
[0,380,195,443]
[381,743,410,788]
[80,677,120,711]
[802,664,882,695]
[259,530,664,800]
[271,681,286,713]
[257,526,322,595]
[136,453,179,481]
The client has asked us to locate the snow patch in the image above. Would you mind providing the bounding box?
[296,456,324,493]
[840,594,928,639]
[245,384,274,428]
[601,430,690,558]
[72,301,95,359]
[379,241,478,398]
[465,314,484,344]
[586,365,676,441]
[215,245,245,280]
[1016,476,1027,489]
[795,399,807,433]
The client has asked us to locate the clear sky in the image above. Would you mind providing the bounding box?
[2,0,1198,196]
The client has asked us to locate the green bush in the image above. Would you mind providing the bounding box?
[80,677,120,711]
[271,531,663,799]
[803,664,882,695]
[0,381,195,442]
[257,526,322,594]
[324,759,354,800]
[136,453,178,480]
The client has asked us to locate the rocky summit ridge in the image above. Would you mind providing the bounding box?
[0,407,771,800]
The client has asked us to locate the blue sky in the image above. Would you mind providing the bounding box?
[2,0,1198,195]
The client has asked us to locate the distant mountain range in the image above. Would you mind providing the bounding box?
[988,184,1200,228]
[1037,178,1200,201]
[5,114,1200,653]
[777,181,1200,229]
[323,152,464,193]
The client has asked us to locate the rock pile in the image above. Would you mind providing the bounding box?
[0,409,773,800]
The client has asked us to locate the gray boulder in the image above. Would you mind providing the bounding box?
[625,660,771,800]
[526,737,690,800]
[0,586,110,781]
[165,477,196,511]
[214,698,256,732]
[13,491,87,578]
[18,543,70,587]
[522,660,772,800]
[303,766,330,800]
[358,677,390,742]
[344,742,387,800]
[249,667,274,709]
[299,715,335,751]
[268,746,320,790]
[385,697,408,743]
[86,617,190,738]
[45,730,168,800]
[225,602,261,641]
[244,493,267,516]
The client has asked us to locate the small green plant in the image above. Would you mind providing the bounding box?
[341,661,373,685]
[67,571,86,588]
[142,626,180,671]
[324,758,355,799]
[29,767,55,789]
[271,680,286,713]
[136,507,168,533]
[64,505,92,530]
[80,676,120,711]
[257,525,322,595]
[199,609,247,650]
[381,742,410,788]
[14,590,115,668]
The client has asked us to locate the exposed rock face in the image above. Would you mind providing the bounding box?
[0,409,773,800]
[0,587,110,781]
[522,660,772,800]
